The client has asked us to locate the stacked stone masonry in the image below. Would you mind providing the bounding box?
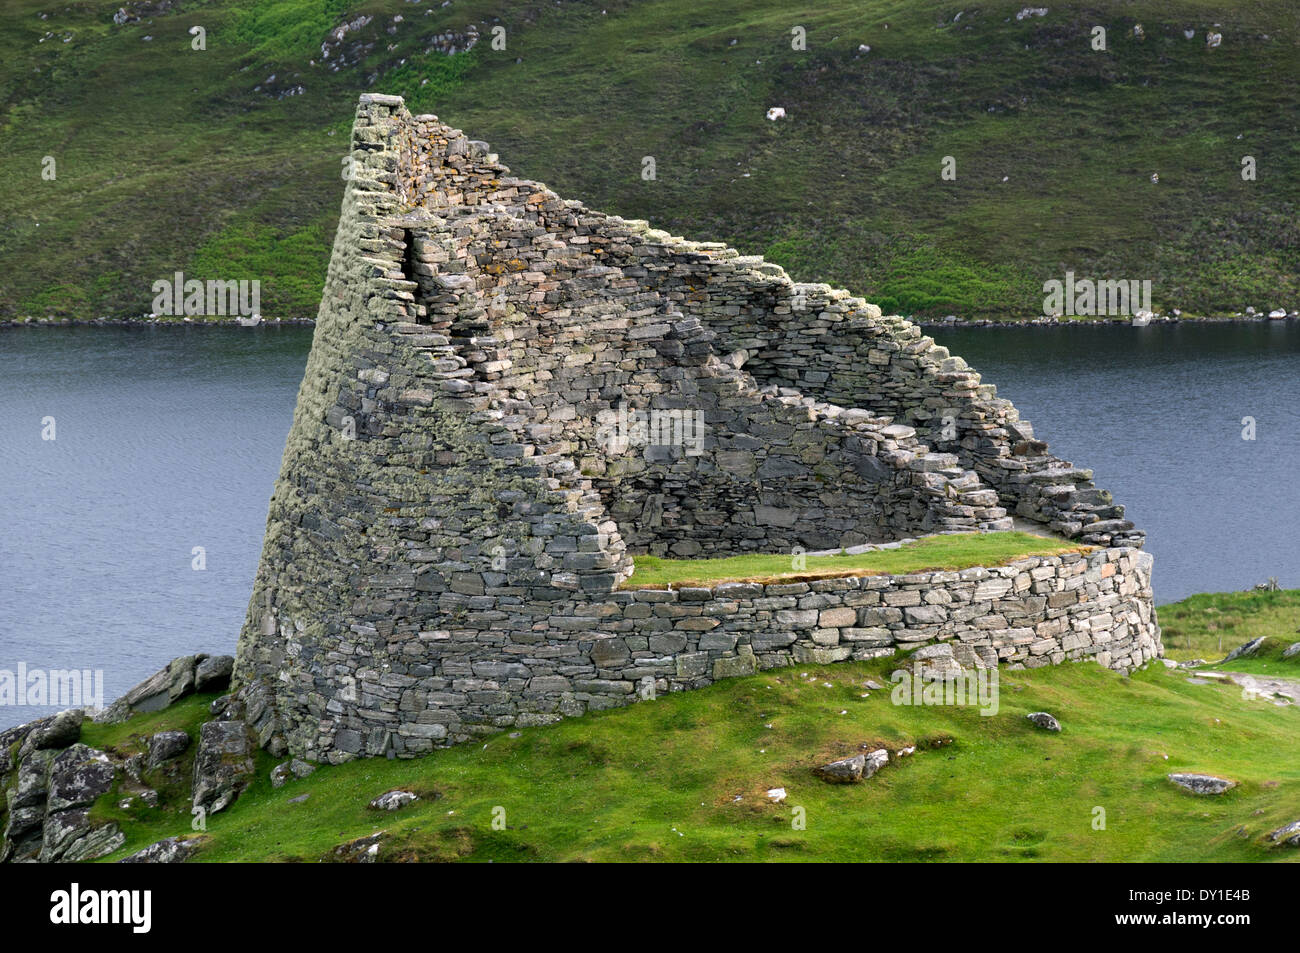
[232,95,1161,762]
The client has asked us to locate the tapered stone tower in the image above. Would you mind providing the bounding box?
[233,95,1157,763]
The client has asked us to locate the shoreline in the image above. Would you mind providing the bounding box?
[0,317,318,328]
[920,312,1298,330]
[1,313,1296,330]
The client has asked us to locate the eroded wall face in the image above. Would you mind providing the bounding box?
[390,105,1139,549]
[400,209,1008,560]
[233,95,1160,762]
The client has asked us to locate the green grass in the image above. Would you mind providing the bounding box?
[2,0,1297,322]
[1158,589,1300,665]
[624,531,1082,588]
[72,648,1300,863]
[1213,638,1300,681]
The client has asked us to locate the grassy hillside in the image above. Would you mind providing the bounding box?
[1159,588,1300,664]
[66,593,1299,862]
[1,0,1297,322]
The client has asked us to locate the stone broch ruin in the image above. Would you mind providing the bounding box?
[232,94,1162,763]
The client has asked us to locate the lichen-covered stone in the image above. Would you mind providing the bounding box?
[194,655,234,692]
[191,721,254,815]
[369,790,419,811]
[146,730,191,769]
[1168,773,1236,795]
[119,834,207,863]
[1027,712,1062,732]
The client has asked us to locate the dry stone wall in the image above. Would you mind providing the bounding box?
[231,95,1161,763]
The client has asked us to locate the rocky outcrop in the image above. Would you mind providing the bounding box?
[1222,638,1266,662]
[118,835,207,864]
[25,709,84,752]
[1,653,233,863]
[95,654,233,724]
[195,656,234,693]
[0,743,124,863]
[146,731,191,769]
[1027,712,1062,731]
[270,759,316,789]
[191,721,255,816]
[327,831,385,863]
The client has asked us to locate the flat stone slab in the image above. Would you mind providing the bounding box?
[1167,773,1236,795]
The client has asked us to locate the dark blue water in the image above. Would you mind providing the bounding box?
[1,321,1296,729]
[0,327,313,730]
[933,322,1300,606]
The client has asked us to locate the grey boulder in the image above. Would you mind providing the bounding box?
[813,754,866,783]
[146,730,192,769]
[369,790,419,811]
[1267,820,1300,847]
[26,709,84,752]
[1168,773,1237,795]
[1223,637,1266,662]
[40,810,125,863]
[813,748,888,784]
[194,655,234,692]
[1027,712,1061,731]
[47,745,117,812]
[94,655,202,722]
[119,835,207,863]
[270,758,317,788]
[191,720,255,815]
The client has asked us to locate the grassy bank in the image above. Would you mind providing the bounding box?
[2,1,1297,322]
[1158,589,1300,666]
[625,531,1082,588]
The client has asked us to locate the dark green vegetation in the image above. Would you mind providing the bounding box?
[2,1,1297,321]
[626,531,1081,588]
[1159,588,1300,668]
[68,593,1297,862]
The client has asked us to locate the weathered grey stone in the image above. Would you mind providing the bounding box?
[27,709,83,751]
[1266,820,1300,847]
[96,655,205,723]
[863,748,889,778]
[369,790,419,811]
[813,748,888,784]
[119,835,207,863]
[195,655,234,692]
[1223,637,1266,662]
[1026,712,1061,732]
[146,730,191,769]
[1167,773,1236,795]
[328,831,384,863]
[47,745,116,812]
[813,753,866,783]
[41,810,124,863]
[192,720,255,815]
